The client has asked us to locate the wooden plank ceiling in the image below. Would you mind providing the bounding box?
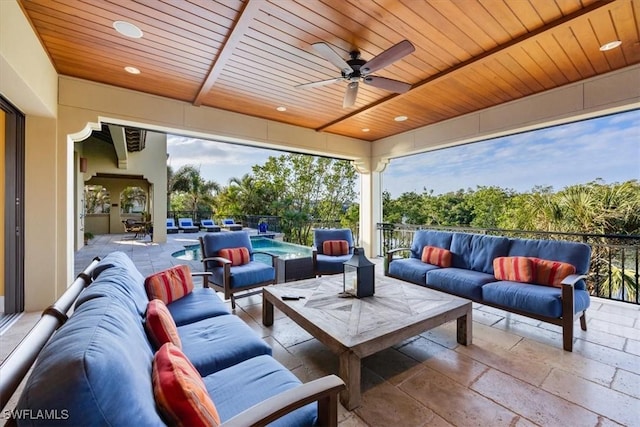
[20,0,640,142]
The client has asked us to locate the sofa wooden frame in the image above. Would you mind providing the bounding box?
[385,248,588,352]
[0,258,345,426]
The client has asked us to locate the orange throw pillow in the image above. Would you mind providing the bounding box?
[493,257,534,283]
[152,343,221,427]
[145,265,194,304]
[218,247,250,266]
[421,246,452,267]
[322,240,349,256]
[530,258,576,287]
[145,299,181,349]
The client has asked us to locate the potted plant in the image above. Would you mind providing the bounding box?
[83,231,94,245]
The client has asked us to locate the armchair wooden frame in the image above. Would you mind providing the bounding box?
[199,237,278,309]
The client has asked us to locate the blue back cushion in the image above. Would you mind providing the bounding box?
[202,231,254,269]
[507,238,591,275]
[409,230,454,259]
[450,233,510,274]
[313,229,354,255]
[17,296,164,426]
[76,251,148,317]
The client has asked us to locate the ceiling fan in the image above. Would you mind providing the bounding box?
[296,40,415,108]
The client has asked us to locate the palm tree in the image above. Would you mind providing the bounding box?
[170,165,220,213]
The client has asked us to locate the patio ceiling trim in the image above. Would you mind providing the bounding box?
[315,0,617,133]
[107,124,128,169]
[192,0,262,106]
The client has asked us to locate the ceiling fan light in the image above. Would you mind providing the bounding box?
[113,21,143,39]
[599,40,622,51]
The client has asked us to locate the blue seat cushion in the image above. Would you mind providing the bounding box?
[210,261,275,288]
[179,314,272,377]
[17,296,164,426]
[316,254,351,274]
[482,281,591,318]
[426,267,496,300]
[203,355,316,427]
[388,258,439,285]
[167,288,230,326]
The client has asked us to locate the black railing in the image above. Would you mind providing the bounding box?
[376,223,640,305]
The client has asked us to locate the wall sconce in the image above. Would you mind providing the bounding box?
[79,157,88,173]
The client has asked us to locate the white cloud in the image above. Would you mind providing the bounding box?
[383,110,640,197]
[167,136,284,185]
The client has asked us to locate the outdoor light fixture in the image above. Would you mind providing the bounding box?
[342,247,375,298]
[125,66,141,74]
[113,21,143,39]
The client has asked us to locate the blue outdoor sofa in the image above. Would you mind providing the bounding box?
[386,230,592,351]
[16,251,343,426]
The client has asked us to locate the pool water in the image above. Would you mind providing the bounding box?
[172,237,312,264]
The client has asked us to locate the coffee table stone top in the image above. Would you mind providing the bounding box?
[263,274,472,357]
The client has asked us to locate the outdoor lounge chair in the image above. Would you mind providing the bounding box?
[166,218,179,234]
[122,218,147,238]
[199,231,278,309]
[200,219,221,232]
[222,218,243,231]
[312,228,355,276]
[178,217,199,233]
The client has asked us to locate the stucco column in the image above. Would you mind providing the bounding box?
[353,157,389,259]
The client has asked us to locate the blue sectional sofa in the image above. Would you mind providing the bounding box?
[386,230,592,351]
[16,252,343,426]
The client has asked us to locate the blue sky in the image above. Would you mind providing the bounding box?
[167,109,639,197]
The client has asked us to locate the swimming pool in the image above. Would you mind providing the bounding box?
[172,237,313,264]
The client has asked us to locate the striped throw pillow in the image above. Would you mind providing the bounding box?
[145,299,181,349]
[218,247,250,266]
[145,265,194,304]
[421,246,452,267]
[493,257,534,283]
[322,240,349,256]
[530,258,576,287]
[152,343,221,427]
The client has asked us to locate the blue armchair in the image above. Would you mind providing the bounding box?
[199,231,278,309]
[312,228,355,276]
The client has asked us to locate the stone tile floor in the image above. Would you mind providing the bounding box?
[3,232,639,426]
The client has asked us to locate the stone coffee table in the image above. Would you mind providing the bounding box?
[262,274,472,410]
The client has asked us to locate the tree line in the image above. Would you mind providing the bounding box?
[383,179,640,236]
[168,153,358,244]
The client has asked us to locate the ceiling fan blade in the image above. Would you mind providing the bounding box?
[360,40,415,74]
[295,78,343,89]
[343,81,358,108]
[363,76,412,93]
[312,42,354,74]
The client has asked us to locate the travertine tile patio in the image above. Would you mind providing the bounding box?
[2,232,639,426]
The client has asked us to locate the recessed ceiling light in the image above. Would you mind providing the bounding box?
[124,66,141,74]
[599,40,622,51]
[362,128,370,132]
[276,106,287,112]
[394,115,408,122]
[113,21,143,38]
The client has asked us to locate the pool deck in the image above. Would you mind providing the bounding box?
[74,229,284,277]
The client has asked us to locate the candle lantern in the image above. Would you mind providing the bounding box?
[343,247,375,298]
